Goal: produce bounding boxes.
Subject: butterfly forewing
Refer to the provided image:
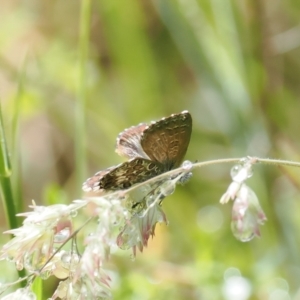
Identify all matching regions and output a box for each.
[140,111,192,169]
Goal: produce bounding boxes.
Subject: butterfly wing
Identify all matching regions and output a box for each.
[115,123,150,159]
[141,111,192,170]
[82,158,165,192]
[82,165,118,192]
[83,111,192,192]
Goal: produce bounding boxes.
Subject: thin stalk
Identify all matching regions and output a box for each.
[255,157,300,168]
[103,156,300,197]
[192,156,300,170]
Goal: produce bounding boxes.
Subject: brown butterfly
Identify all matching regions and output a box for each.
[82,111,192,192]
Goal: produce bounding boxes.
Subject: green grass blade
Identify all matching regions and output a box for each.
[0,104,12,178]
[0,102,26,284]
[32,277,43,300]
[11,60,26,213]
[0,103,16,228]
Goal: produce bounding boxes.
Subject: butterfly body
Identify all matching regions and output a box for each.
[83,111,192,192]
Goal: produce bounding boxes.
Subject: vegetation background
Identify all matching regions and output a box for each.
[1,0,300,299]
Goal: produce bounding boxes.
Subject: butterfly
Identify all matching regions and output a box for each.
[82,111,192,192]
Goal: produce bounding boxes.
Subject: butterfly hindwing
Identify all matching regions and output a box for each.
[99,158,165,190]
[115,123,149,160]
[82,165,118,192]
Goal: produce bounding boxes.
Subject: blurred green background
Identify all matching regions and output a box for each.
[1,0,300,299]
